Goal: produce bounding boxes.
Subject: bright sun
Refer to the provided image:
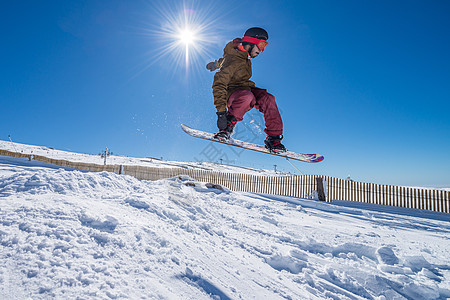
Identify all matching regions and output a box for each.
[177,28,198,66]
[179,28,196,45]
[141,2,221,73]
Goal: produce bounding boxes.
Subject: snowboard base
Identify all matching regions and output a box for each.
[181,124,324,163]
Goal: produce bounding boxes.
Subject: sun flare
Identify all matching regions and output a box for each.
[139,2,223,75]
[179,28,196,45]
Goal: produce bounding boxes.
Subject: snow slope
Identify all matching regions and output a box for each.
[1,155,450,299]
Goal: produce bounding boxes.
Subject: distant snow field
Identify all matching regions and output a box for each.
[1,142,450,299]
[0,140,289,176]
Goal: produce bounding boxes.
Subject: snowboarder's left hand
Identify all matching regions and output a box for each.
[206,60,220,72]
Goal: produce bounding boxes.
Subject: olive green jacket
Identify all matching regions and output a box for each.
[212,38,256,112]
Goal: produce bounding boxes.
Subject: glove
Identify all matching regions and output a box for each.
[206,60,220,72]
[216,111,228,131]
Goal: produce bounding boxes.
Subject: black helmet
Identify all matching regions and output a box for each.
[244,27,268,41]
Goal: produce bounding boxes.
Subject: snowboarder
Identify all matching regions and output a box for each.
[206,27,286,153]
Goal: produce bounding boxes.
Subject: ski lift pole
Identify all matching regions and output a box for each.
[286,157,304,175]
[104,147,108,165]
[8,135,18,153]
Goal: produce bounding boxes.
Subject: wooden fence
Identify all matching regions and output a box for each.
[316,176,449,213]
[0,149,120,173]
[1,149,448,213]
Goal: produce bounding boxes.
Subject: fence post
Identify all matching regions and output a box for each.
[420,189,424,210]
[316,177,327,201]
[347,178,350,201]
[401,186,405,208]
[394,185,398,207]
[389,185,393,206]
[431,189,436,212]
[446,191,450,213]
[410,187,413,209]
[297,175,304,198]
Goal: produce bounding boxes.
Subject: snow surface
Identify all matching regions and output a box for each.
[1,154,450,299]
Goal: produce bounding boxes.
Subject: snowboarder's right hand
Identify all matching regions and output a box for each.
[216,111,228,130]
[206,60,220,72]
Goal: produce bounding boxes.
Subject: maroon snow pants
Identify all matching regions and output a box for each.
[228,87,283,136]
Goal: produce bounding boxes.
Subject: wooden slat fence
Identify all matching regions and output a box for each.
[1,149,448,213]
[316,175,449,213]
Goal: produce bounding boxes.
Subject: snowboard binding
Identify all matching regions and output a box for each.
[214,114,237,141]
[264,135,287,154]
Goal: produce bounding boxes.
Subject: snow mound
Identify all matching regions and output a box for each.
[1,164,450,299]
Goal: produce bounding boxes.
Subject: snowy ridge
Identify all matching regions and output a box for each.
[0,140,290,176]
[1,155,450,299]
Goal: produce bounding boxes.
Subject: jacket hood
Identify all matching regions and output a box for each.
[223,38,248,59]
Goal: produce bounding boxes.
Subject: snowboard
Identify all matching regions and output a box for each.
[181,124,324,163]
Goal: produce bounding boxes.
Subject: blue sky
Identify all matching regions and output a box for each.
[1,0,449,187]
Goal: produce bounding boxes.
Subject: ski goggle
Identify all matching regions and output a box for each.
[241,36,269,52]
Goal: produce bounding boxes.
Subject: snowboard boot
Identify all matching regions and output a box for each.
[265,135,286,153]
[214,114,237,141]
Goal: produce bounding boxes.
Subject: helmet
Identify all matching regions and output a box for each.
[242,27,269,53]
[244,27,268,41]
